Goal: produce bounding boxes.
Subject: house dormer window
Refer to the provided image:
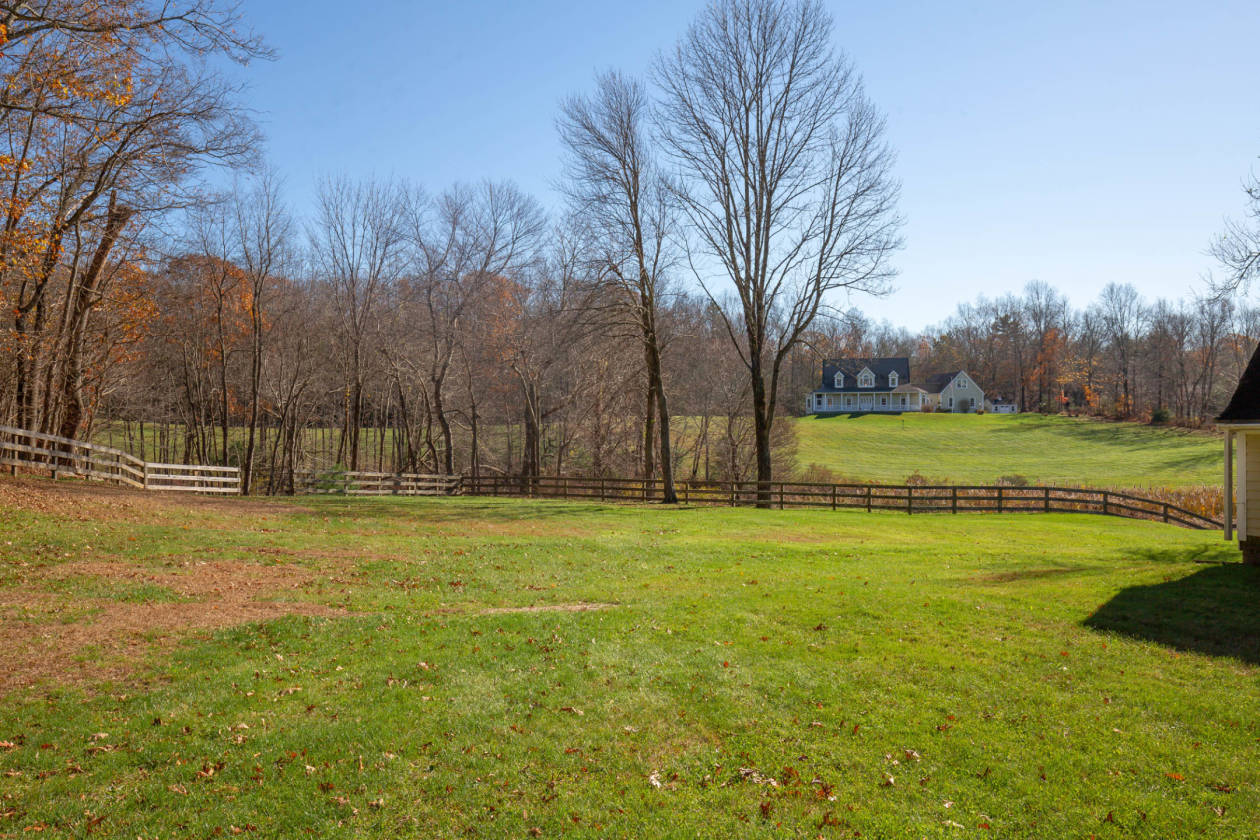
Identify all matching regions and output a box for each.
[834,372,844,388]
[888,372,899,387]
[858,369,875,388]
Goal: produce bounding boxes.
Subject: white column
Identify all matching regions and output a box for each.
[1224,429,1233,541]
[1238,432,1247,542]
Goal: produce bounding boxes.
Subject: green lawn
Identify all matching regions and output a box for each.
[793,413,1223,488]
[1,481,1256,837]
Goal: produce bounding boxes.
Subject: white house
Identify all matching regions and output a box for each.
[806,357,987,414]
[1217,344,1260,564]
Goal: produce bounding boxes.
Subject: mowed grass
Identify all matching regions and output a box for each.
[1,485,1258,838]
[794,413,1222,488]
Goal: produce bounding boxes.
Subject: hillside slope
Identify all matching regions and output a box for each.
[793,412,1222,488]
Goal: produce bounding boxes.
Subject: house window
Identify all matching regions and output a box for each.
[880,396,888,407]
[958,378,967,389]
[858,371,874,388]
[834,372,844,388]
[816,394,824,408]
[888,372,898,387]
[948,397,954,408]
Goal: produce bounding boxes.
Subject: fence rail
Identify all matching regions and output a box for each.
[463,474,1222,530]
[0,424,1222,529]
[293,470,462,496]
[0,425,240,494]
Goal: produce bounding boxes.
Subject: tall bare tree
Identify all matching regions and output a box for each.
[1212,168,1260,295]
[232,170,292,492]
[655,0,901,503]
[559,70,679,502]
[408,181,545,474]
[309,176,406,471]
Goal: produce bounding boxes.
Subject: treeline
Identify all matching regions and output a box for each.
[2,1,1258,497]
[781,281,1260,423]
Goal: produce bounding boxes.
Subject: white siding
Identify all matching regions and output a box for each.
[1246,432,1260,539]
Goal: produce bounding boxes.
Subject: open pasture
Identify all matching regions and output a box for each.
[0,478,1255,838]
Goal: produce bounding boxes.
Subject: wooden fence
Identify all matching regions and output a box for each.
[0,424,1222,529]
[0,425,241,494]
[463,474,1223,530]
[293,469,462,496]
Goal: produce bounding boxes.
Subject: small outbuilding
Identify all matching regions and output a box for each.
[1217,343,1260,564]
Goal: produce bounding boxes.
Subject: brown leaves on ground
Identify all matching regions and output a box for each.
[0,558,344,695]
[0,474,308,523]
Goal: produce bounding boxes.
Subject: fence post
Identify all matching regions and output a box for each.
[730,482,736,507]
[683,482,689,506]
[951,485,958,514]
[997,486,1003,513]
[865,485,872,513]
[1162,502,1169,524]
[1044,487,1050,512]
[143,462,150,490]
[779,483,784,510]
[907,485,913,515]
[1102,491,1109,516]
[831,484,837,511]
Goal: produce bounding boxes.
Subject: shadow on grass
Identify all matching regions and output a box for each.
[1084,557,1260,664]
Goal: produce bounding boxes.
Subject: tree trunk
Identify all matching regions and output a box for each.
[749,354,773,508]
[645,337,676,504]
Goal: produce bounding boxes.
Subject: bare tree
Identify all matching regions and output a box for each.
[558,70,679,502]
[232,169,292,492]
[309,176,406,471]
[655,0,901,503]
[407,181,545,474]
[1211,168,1260,295]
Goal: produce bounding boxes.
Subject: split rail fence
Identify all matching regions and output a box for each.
[0,425,240,494]
[463,474,1222,531]
[0,424,1222,529]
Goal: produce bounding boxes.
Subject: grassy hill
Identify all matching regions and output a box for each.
[792,412,1222,488]
[0,479,1254,837]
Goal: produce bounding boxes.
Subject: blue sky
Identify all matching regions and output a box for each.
[233,0,1260,330]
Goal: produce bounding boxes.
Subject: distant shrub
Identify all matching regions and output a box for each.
[796,463,838,484]
[997,474,1029,487]
[1150,407,1171,425]
[315,464,349,494]
[905,470,951,486]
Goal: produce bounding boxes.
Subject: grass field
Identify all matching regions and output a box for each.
[1,477,1256,837]
[794,413,1223,488]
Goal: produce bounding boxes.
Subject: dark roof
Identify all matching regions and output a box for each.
[1218,343,1260,422]
[817,357,910,392]
[921,371,961,393]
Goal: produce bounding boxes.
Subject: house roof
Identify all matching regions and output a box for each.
[921,371,961,393]
[1218,343,1260,423]
[816,357,911,393]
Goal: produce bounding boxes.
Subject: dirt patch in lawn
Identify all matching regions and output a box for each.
[480,602,616,614]
[0,474,309,523]
[0,558,343,695]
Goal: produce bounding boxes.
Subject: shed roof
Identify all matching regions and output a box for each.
[1218,343,1260,423]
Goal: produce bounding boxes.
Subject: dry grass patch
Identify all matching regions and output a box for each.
[0,558,344,694]
[0,474,309,523]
